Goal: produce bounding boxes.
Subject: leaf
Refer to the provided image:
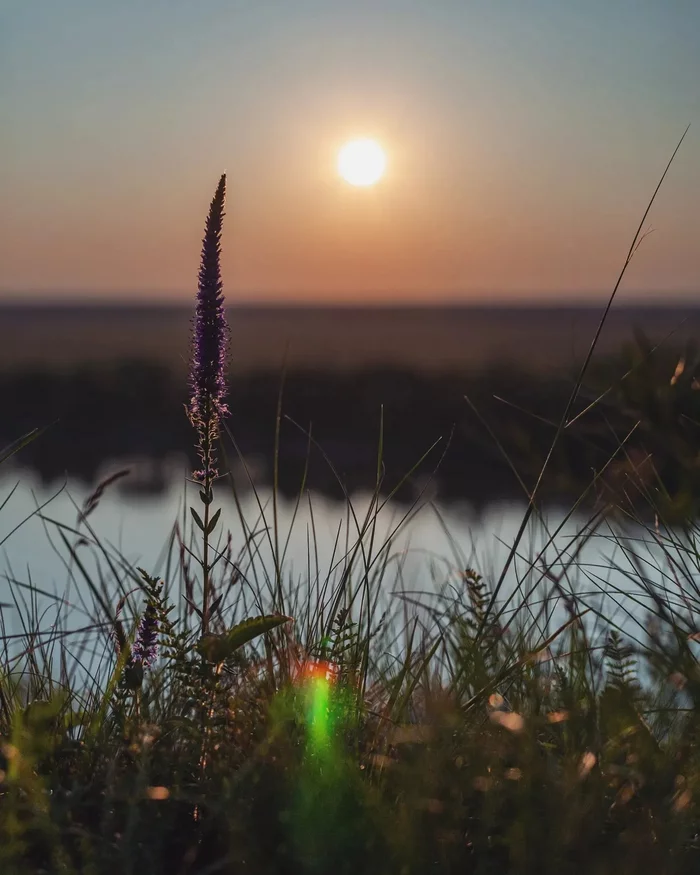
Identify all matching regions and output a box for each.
[209,594,223,617]
[183,595,203,619]
[190,507,205,531]
[0,428,41,466]
[206,508,222,535]
[197,614,292,663]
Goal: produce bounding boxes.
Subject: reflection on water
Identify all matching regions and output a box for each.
[0,465,682,645]
[1,464,523,600]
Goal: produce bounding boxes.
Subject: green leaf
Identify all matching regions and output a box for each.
[197,614,292,663]
[0,428,41,466]
[206,508,222,535]
[190,507,205,531]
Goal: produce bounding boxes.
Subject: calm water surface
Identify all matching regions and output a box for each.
[0,464,683,642]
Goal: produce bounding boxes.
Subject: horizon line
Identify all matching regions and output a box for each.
[1,290,700,308]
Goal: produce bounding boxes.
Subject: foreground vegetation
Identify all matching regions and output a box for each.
[3,140,700,873]
[3,461,700,875]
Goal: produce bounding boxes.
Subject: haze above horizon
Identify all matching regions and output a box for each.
[2,0,699,304]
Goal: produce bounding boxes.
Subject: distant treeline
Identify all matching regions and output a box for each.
[6,342,700,516]
[3,304,700,373]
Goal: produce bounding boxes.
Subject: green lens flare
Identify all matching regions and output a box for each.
[307,673,332,751]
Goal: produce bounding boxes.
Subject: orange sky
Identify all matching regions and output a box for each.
[2,1,699,303]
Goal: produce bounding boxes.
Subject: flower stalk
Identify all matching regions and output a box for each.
[188,174,229,636]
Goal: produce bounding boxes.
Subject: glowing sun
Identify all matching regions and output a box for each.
[337,139,386,187]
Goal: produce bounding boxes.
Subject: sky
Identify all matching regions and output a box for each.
[1,0,699,304]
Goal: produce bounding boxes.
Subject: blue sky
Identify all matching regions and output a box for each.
[1,0,699,301]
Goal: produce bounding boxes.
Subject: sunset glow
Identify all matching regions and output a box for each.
[1,3,699,302]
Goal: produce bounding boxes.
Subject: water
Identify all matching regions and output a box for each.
[2,463,688,652]
[0,465,528,609]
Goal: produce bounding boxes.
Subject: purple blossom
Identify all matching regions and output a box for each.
[130,598,159,668]
[188,173,229,482]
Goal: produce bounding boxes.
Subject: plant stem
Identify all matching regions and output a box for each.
[202,483,210,637]
[201,400,213,638]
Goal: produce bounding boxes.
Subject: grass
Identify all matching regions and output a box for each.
[2,131,700,873]
[2,471,700,875]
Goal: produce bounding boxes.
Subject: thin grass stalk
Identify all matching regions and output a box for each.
[481,126,690,633]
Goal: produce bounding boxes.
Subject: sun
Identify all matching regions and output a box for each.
[337,139,386,187]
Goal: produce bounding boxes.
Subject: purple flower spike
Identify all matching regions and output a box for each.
[131,598,159,668]
[188,173,229,482]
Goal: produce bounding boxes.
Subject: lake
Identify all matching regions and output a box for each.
[0,462,685,651]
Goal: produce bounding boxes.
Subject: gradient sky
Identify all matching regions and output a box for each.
[1,0,699,303]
